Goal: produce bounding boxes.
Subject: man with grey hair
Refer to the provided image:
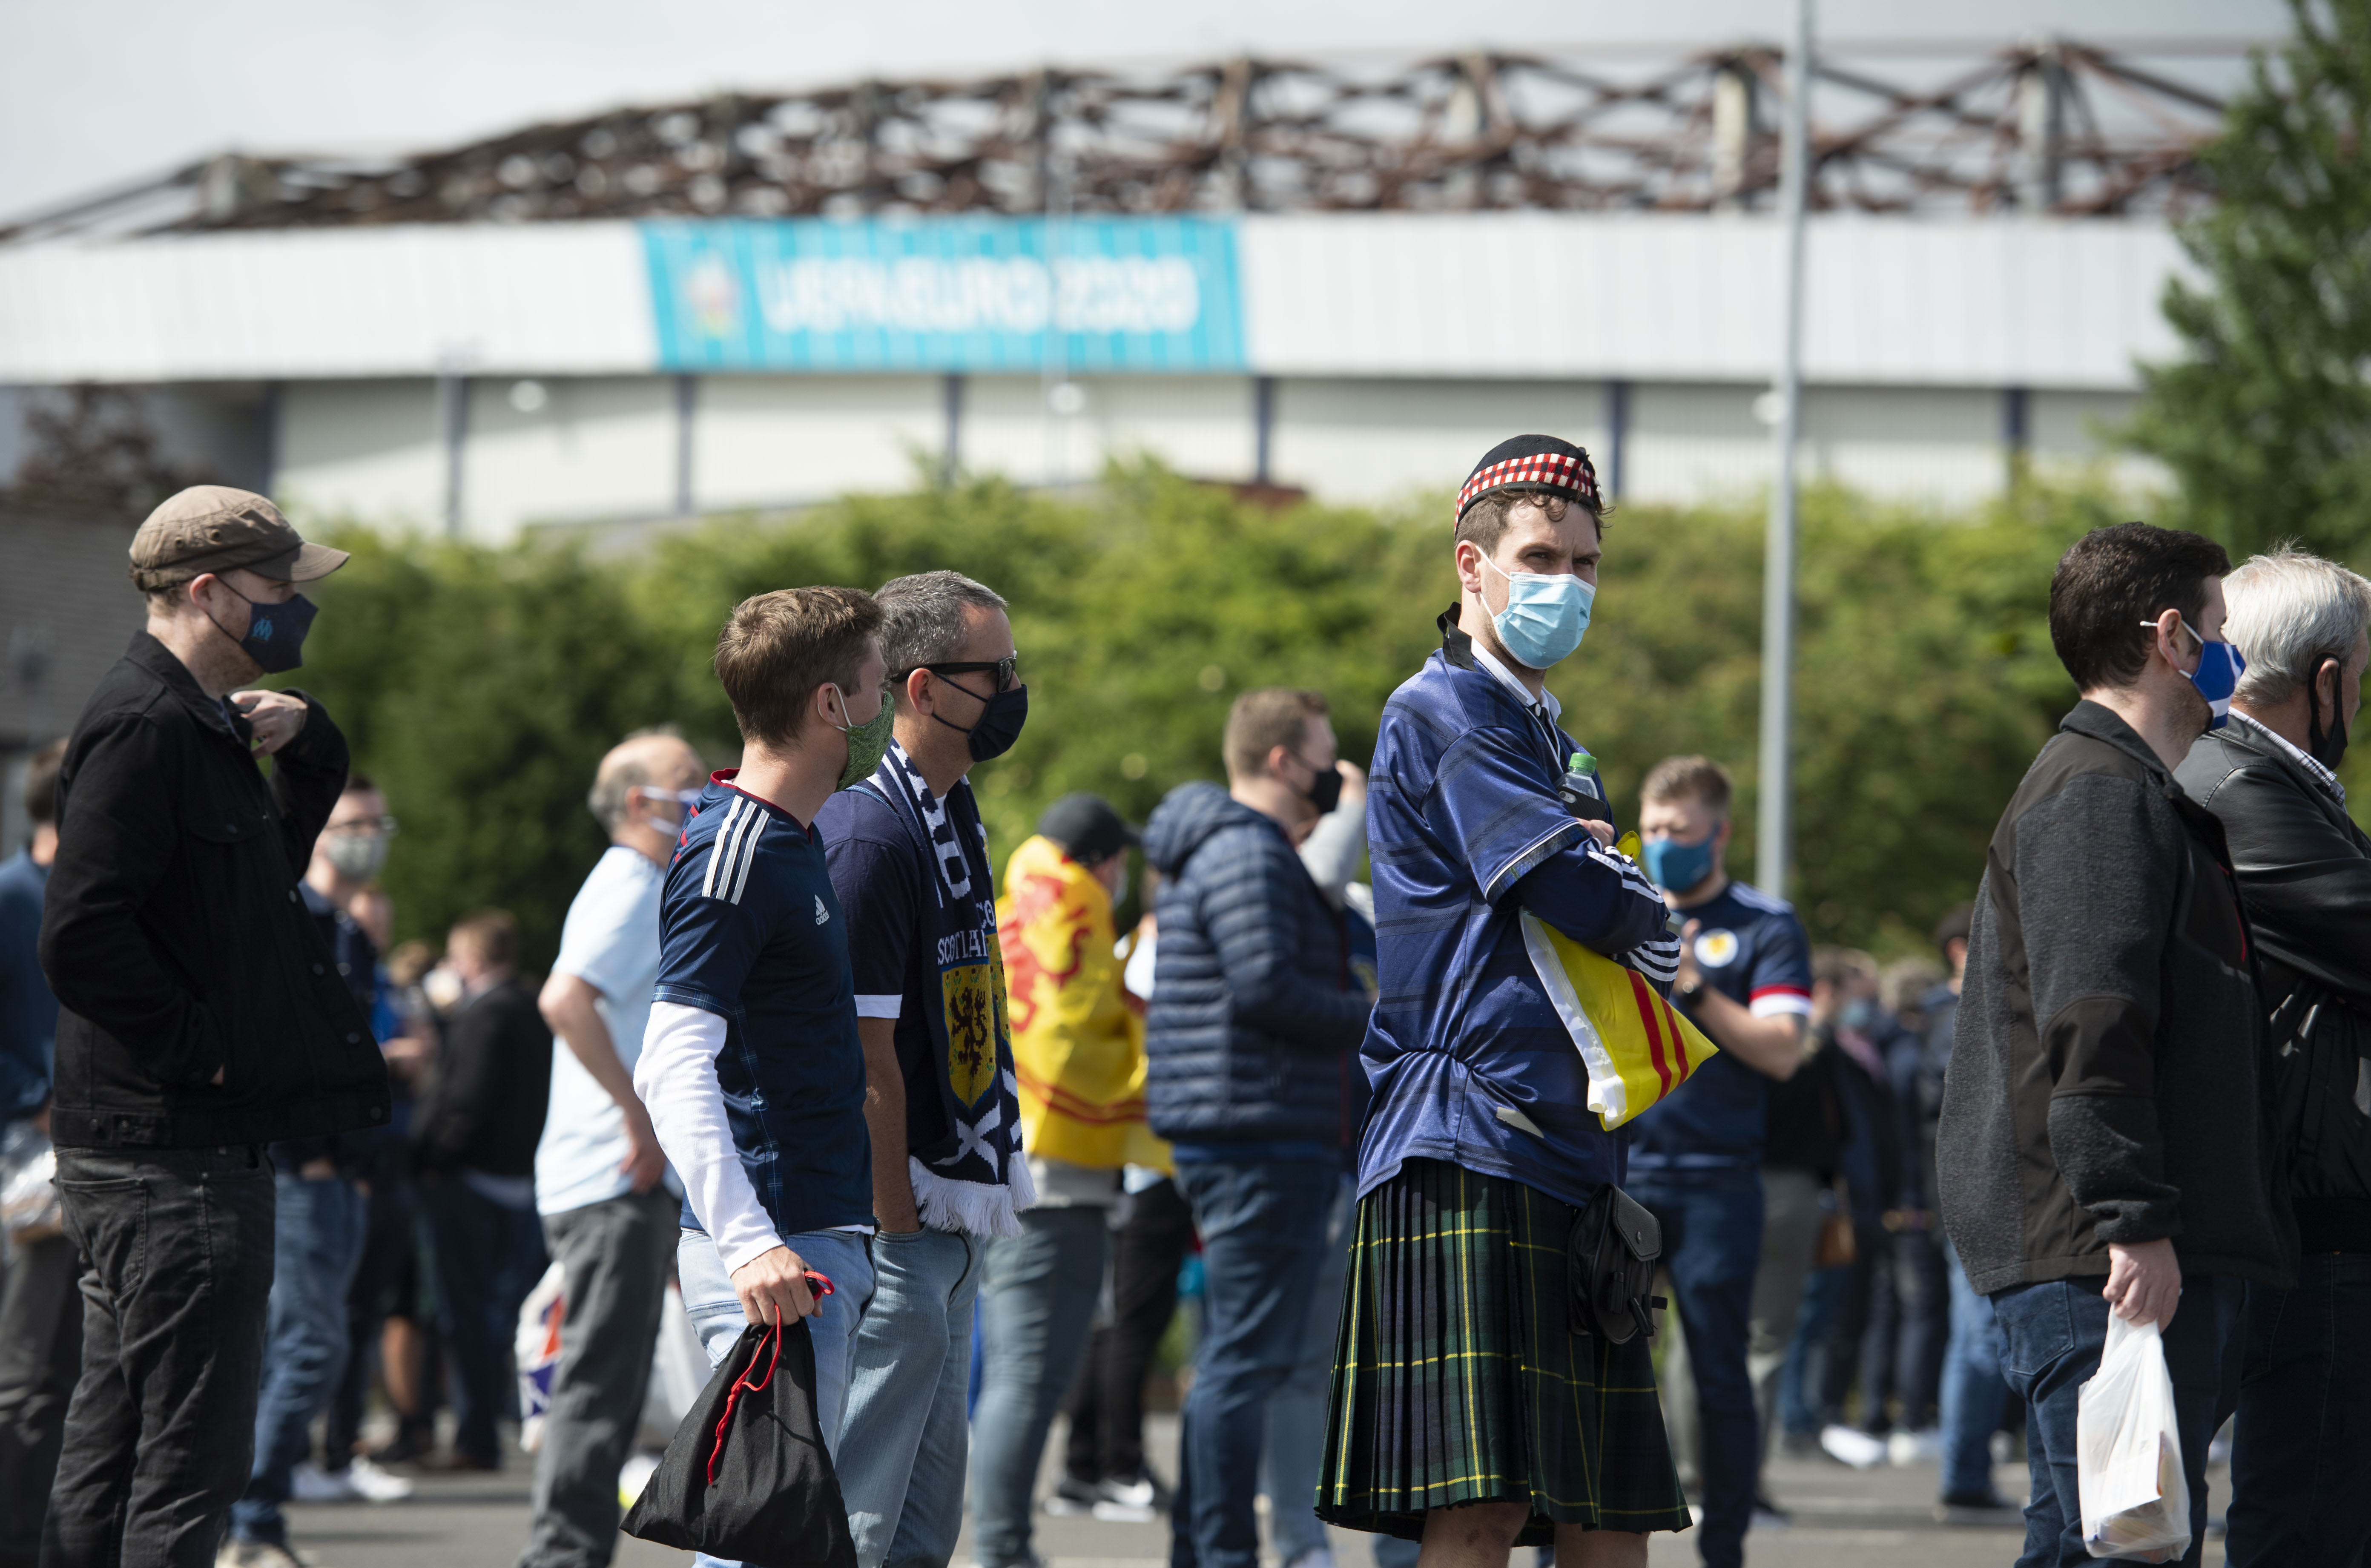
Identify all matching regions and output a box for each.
[2177,544,2371,1568]
[816,571,1031,1568]
[517,727,704,1568]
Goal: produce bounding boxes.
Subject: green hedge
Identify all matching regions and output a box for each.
[290,465,2312,971]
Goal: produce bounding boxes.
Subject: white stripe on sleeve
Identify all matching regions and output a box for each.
[700,798,745,900]
[728,813,764,905]
[854,994,904,1019]
[634,1000,786,1275]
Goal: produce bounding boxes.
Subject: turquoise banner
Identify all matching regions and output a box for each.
[641,217,1243,372]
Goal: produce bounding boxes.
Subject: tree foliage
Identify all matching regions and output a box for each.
[2128,0,2371,562]
[291,466,2152,971]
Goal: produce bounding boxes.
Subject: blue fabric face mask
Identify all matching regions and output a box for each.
[211,584,317,675]
[2156,615,2245,731]
[1478,553,1594,670]
[1643,832,1716,893]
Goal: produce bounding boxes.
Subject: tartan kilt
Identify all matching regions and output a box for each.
[1317,1157,1692,1545]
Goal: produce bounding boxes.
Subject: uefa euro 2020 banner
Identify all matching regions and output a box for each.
[640,217,1244,373]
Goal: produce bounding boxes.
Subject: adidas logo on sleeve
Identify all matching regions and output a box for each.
[815,895,830,925]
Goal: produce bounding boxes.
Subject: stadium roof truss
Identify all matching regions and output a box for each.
[0,37,2245,242]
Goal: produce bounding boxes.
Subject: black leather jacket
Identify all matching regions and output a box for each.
[2180,717,2371,1251]
[39,632,389,1151]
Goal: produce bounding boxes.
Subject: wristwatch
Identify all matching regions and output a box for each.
[1675,977,1704,1005]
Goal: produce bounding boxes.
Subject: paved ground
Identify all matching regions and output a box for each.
[280,1417,2234,1567]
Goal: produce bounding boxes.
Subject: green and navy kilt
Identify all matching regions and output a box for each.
[1317,1157,1692,1545]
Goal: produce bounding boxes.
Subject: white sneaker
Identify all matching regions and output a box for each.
[1820,1424,1888,1470]
[288,1461,358,1503]
[343,1457,414,1503]
[1886,1427,1944,1467]
[216,1542,305,1568]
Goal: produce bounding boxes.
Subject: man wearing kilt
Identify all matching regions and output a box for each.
[1317,436,1693,1567]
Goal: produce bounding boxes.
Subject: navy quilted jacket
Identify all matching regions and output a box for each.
[1142,782,1373,1147]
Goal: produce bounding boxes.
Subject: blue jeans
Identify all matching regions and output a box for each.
[838,1226,982,1568]
[418,1176,549,1464]
[1261,1175,1349,1568]
[1992,1273,2244,1568]
[1629,1166,1762,1568]
[1171,1157,1339,1568]
[970,1206,1111,1568]
[1938,1242,2008,1501]
[229,1173,368,1547]
[678,1226,877,1568]
[2226,1255,2371,1568]
[1779,1264,1848,1437]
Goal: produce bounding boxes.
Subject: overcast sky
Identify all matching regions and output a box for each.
[3,0,2288,222]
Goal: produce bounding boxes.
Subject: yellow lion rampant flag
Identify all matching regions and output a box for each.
[996,834,1171,1172]
[1519,912,1718,1131]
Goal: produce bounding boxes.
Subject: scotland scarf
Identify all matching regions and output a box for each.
[855,741,1034,1237]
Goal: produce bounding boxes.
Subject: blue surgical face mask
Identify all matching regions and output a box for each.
[1839,998,1878,1035]
[1643,831,1717,894]
[1478,553,1593,670]
[210,583,317,675]
[2156,615,2245,731]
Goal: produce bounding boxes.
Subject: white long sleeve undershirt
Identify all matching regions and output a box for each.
[634,999,785,1275]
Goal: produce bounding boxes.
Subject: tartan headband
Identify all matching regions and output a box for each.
[1455,436,1604,526]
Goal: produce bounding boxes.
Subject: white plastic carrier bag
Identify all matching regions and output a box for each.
[514,1260,568,1453]
[2076,1311,2192,1562]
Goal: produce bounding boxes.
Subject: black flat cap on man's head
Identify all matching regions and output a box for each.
[1039,793,1141,865]
[1455,434,1605,526]
[129,485,350,593]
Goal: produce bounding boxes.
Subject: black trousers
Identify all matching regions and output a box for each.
[1062,1177,1195,1485]
[324,1165,426,1465]
[0,1229,83,1568]
[43,1146,276,1568]
[2227,1254,2371,1568]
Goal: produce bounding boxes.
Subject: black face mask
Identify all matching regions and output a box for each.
[1300,758,1344,815]
[2308,654,2351,771]
[933,682,1029,762]
[209,585,318,675]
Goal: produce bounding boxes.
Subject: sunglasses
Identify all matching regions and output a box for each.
[902,653,1020,692]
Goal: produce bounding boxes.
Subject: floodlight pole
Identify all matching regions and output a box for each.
[1757,0,1813,899]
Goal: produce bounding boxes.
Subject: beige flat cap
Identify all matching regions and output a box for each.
[129,485,349,592]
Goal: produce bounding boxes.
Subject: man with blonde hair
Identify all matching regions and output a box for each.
[634,585,890,1481]
[2178,544,2371,1567]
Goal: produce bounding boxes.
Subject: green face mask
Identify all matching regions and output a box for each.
[831,682,896,790]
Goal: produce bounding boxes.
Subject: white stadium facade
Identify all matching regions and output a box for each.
[0,38,2245,546]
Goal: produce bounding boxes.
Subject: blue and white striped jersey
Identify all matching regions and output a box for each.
[652,773,873,1240]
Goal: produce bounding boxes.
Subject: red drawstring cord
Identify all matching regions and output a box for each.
[705,1272,834,1486]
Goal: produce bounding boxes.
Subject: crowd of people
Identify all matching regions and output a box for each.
[1,442,2368,1568]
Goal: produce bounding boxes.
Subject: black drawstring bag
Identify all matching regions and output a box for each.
[1567,1183,1666,1343]
[620,1315,857,1568]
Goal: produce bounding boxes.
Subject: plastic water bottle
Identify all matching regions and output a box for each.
[1560,748,1605,814]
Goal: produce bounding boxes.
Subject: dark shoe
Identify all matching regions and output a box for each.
[1935,1490,2022,1525]
[415,1449,499,1474]
[368,1423,433,1466]
[1750,1495,1791,1530]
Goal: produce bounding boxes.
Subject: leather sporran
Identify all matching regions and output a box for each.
[1567,1184,1666,1343]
